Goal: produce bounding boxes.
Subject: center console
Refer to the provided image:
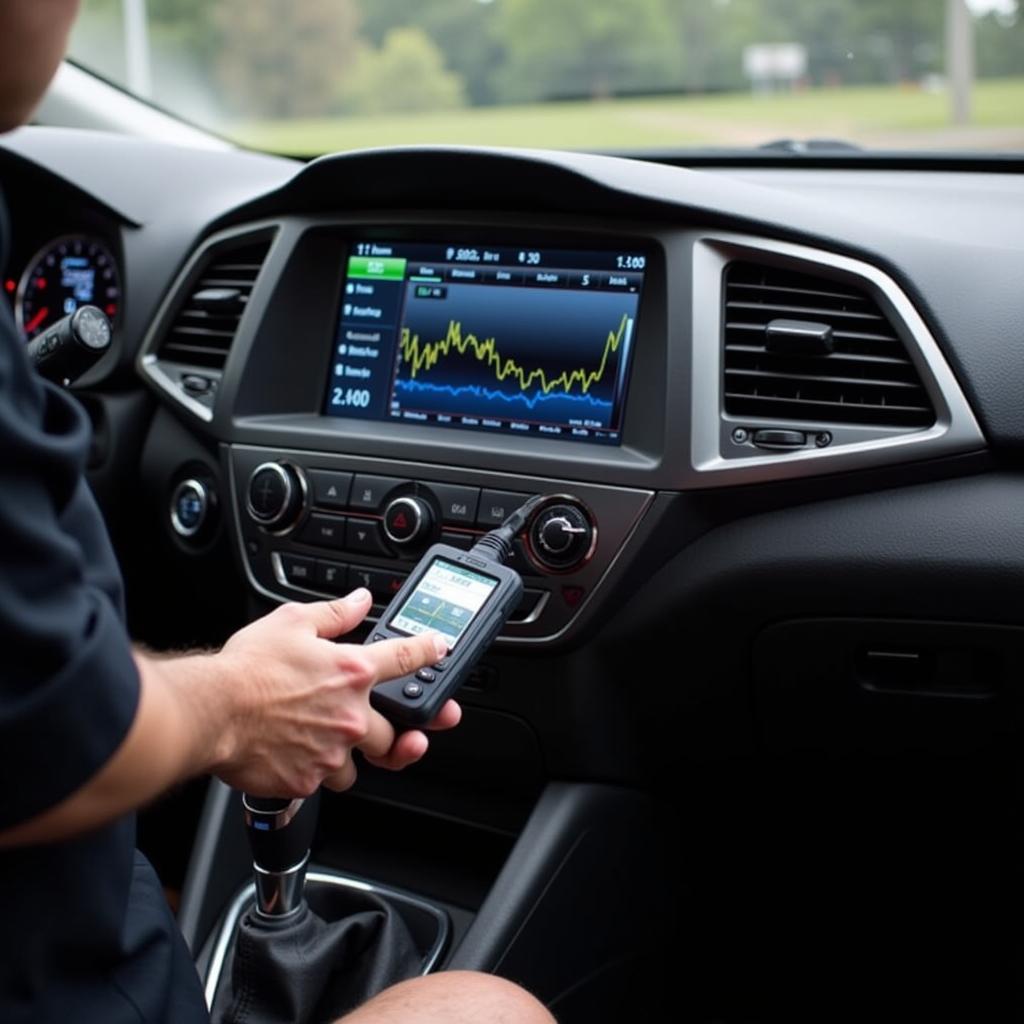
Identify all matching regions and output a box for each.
[146,212,681,1021]
[229,445,652,641]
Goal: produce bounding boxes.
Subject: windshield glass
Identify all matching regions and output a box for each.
[68,1,1024,155]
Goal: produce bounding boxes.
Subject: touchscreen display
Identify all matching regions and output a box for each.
[323,241,646,445]
[389,558,499,649]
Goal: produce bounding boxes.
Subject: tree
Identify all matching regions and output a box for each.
[338,28,466,114]
[212,0,360,119]
[975,3,1024,77]
[355,0,505,104]
[494,0,680,101]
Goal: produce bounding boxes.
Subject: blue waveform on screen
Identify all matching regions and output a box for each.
[394,377,614,414]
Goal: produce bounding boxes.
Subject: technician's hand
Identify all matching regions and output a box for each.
[211,588,461,797]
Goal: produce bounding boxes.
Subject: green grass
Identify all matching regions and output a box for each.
[228,76,1024,156]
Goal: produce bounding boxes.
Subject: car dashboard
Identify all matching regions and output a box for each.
[2,127,1022,1020]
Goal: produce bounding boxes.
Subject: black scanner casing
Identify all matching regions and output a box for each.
[367,542,523,727]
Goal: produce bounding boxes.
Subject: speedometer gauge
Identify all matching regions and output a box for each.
[16,235,121,341]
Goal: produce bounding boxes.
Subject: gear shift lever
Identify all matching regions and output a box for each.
[242,791,320,919]
[212,789,423,1023]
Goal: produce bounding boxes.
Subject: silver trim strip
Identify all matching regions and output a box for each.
[241,795,306,830]
[252,856,309,919]
[691,234,985,485]
[203,869,451,1009]
[511,589,550,626]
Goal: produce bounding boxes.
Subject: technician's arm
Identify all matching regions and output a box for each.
[0,589,455,849]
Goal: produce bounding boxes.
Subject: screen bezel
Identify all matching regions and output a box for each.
[321,236,652,448]
[387,555,501,650]
[224,214,672,487]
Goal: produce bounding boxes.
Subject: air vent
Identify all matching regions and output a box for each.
[157,238,271,370]
[723,262,935,428]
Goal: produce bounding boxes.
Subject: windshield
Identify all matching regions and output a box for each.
[68,1,1024,156]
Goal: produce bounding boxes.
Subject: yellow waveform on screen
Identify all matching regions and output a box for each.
[399,313,629,396]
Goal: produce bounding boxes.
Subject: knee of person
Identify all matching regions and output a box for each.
[438,971,553,1020]
[345,970,555,1024]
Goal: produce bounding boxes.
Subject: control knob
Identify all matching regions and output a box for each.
[246,462,305,532]
[529,502,595,571]
[383,496,433,547]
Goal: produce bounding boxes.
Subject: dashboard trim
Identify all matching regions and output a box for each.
[690,233,986,485]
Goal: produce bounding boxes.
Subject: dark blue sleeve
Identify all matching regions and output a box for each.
[0,297,140,832]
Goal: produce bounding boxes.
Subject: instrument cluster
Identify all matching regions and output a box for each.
[4,233,121,341]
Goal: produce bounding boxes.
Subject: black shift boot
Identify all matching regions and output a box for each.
[212,882,421,1024]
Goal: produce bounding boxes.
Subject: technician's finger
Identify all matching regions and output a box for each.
[354,706,398,761]
[364,730,430,771]
[322,757,358,793]
[365,632,448,684]
[424,700,462,731]
[300,588,373,639]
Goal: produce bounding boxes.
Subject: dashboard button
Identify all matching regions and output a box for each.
[440,530,475,551]
[170,478,210,539]
[383,496,433,546]
[350,474,405,511]
[346,517,391,556]
[278,553,315,587]
[349,565,406,603]
[308,469,353,509]
[752,429,806,449]
[299,513,347,549]
[315,560,349,594]
[477,489,530,528]
[182,374,213,395]
[427,483,480,525]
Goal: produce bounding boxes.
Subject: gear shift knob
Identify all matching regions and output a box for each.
[242,790,320,918]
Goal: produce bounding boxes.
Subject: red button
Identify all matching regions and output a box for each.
[562,586,584,608]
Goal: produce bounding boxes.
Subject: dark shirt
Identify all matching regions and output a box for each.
[0,196,207,1022]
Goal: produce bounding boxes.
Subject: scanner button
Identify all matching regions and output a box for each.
[402,682,424,699]
[416,668,437,684]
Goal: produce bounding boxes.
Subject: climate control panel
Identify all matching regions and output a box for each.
[226,445,653,643]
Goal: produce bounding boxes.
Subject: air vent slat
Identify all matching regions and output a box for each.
[726,340,911,367]
[161,342,234,359]
[198,276,259,289]
[155,237,271,372]
[727,300,886,323]
[169,326,236,340]
[727,322,902,346]
[725,392,932,413]
[723,262,935,429]
[726,367,925,390]
[727,280,864,303]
